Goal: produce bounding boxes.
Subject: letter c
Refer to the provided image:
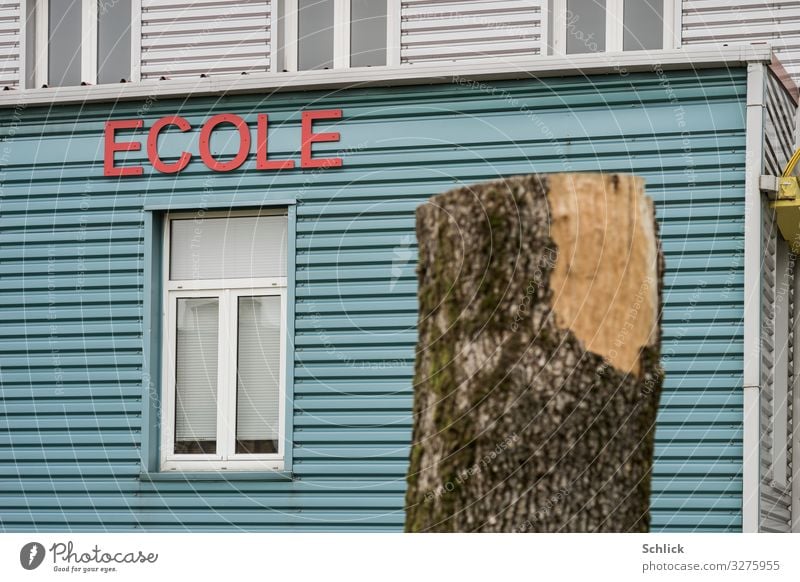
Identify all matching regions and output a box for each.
[147,116,192,174]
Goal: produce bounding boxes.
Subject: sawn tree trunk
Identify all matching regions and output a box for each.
[405,173,664,533]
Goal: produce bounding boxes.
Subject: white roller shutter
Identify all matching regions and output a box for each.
[0,1,20,88]
[400,0,545,64]
[140,0,272,80]
[682,1,800,86]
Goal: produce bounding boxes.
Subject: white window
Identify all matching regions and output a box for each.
[276,0,399,72]
[552,0,676,55]
[160,211,288,472]
[25,0,132,87]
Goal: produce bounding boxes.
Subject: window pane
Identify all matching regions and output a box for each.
[170,215,288,280]
[48,0,82,86]
[236,296,281,454]
[351,0,386,67]
[623,0,663,51]
[175,298,219,454]
[97,0,131,83]
[566,0,606,54]
[298,0,334,70]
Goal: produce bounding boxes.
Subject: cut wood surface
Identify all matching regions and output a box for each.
[405,173,664,533]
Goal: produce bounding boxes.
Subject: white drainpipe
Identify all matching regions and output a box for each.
[743,61,766,533]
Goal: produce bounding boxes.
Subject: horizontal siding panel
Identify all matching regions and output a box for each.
[0,510,405,527]
[0,494,404,510]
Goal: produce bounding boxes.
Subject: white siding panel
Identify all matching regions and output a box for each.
[682,0,800,85]
[400,0,543,64]
[140,0,271,80]
[759,71,797,533]
[0,1,20,88]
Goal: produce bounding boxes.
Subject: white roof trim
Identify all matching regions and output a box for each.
[0,46,773,108]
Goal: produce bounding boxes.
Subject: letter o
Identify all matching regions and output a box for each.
[199,114,250,172]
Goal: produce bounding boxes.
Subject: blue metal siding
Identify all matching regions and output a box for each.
[0,68,748,531]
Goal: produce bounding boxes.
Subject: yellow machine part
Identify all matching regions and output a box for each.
[770,148,800,253]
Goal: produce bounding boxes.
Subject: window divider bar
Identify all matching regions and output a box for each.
[217,289,234,461]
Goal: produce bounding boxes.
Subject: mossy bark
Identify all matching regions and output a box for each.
[404,174,664,533]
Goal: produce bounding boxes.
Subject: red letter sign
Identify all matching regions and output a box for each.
[256,114,295,171]
[104,120,143,177]
[301,110,343,169]
[200,114,251,172]
[147,116,192,174]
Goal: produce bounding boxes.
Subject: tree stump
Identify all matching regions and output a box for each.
[405,173,664,533]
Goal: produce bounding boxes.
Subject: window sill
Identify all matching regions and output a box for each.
[139,470,295,482]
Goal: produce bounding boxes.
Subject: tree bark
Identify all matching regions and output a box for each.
[404,173,664,533]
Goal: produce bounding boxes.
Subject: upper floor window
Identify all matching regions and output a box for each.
[552,0,676,55]
[276,0,394,71]
[25,0,132,87]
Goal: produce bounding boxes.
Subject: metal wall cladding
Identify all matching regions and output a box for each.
[0,68,751,531]
[140,0,272,80]
[682,1,800,86]
[0,1,20,87]
[758,72,797,533]
[400,0,544,64]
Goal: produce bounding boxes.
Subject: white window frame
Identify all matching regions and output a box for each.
[552,0,678,56]
[160,210,288,472]
[277,0,399,72]
[27,0,136,87]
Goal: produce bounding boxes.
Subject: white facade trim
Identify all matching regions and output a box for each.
[606,0,622,53]
[334,0,349,69]
[33,0,46,87]
[671,0,682,49]
[270,0,281,73]
[130,0,141,82]
[82,0,97,85]
[0,45,773,108]
[19,0,28,88]
[283,0,299,72]
[551,0,565,54]
[663,0,678,50]
[743,60,767,533]
[386,0,401,66]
